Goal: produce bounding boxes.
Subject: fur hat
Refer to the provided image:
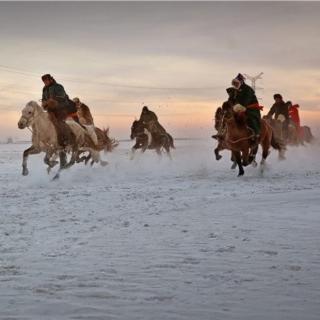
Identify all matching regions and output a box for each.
[273,93,283,100]
[235,73,245,82]
[73,97,81,104]
[41,74,54,81]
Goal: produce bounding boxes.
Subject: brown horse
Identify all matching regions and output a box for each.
[214,108,285,176]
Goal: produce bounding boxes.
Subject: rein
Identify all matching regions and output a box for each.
[224,122,255,144]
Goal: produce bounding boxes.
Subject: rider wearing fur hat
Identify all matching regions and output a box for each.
[139,106,166,135]
[268,94,289,140]
[232,73,261,143]
[41,74,78,119]
[41,74,78,146]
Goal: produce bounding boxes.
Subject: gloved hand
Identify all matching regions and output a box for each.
[233,104,246,113]
[41,101,48,109]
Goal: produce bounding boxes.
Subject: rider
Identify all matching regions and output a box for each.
[41,74,78,146]
[73,97,98,145]
[232,73,262,144]
[41,74,78,120]
[139,106,166,135]
[267,94,289,140]
[288,102,302,140]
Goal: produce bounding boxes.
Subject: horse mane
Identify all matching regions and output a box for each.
[233,112,247,127]
[215,107,223,119]
[27,100,41,109]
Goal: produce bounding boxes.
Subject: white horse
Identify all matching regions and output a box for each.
[17,101,106,176]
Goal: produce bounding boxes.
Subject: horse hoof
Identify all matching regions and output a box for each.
[52,173,60,181]
[100,161,108,167]
[22,168,29,176]
[216,155,222,161]
[238,171,244,177]
[251,160,258,167]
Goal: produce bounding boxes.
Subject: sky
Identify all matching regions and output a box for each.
[0,1,320,141]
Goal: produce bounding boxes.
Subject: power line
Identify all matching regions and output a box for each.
[0,64,223,91]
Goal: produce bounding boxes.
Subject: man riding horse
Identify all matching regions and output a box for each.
[41,74,78,147]
[139,106,169,147]
[232,73,262,145]
[267,93,289,141]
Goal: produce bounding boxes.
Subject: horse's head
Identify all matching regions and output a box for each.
[226,87,238,105]
[214,107,224,130]
[214,107,232,131]
[18,101,40,129]
[130,120,144,140]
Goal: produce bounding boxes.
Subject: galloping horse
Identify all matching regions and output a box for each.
[130,120,174,158]
[214,107,285,176]
[17,101,103,176]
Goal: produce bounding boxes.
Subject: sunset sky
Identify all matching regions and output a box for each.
[0,1,320,141]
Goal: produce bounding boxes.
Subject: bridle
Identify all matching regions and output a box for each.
[224,112,255,144]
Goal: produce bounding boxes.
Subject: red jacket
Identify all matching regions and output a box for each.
[289,104,300,127]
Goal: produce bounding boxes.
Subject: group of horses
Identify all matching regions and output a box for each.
[213,106,314,176]
[17,100,314,179]
[17,101,175,179]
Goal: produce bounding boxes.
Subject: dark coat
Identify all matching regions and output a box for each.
[268,101,289,120]
[235,83,258,107]
[42,82,76,114]
[140,109,158,123]
[42,82,68,103]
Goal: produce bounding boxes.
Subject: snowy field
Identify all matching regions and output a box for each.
[0,139,320,320]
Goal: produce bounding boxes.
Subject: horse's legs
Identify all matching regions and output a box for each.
[230,152,237,169]
[59,151,67,169]
[214,141,223,160]
[260,139,270,173]
[63,148,78,169]
[97,151,108,167]
[130,147,137,160]
[22,146,40,176]
[155,147,162,156]
[164,141,172,160]
[241,148,250,166]
[44,151,59,174]
[234,151,244,176]
[248,145,259,166]
[52,148,78,180]
[141,143,148,153]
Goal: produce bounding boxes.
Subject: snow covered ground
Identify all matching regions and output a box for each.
[0,139,319,320]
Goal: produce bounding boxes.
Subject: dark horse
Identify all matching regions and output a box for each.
[130,120,174,158]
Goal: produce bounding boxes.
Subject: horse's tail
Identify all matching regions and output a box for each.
[102,127,119,152]
[168,133,175,149]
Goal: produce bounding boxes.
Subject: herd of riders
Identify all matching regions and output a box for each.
[41,72,307,154]
[40,73,169,150]
[213,73,305,146]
